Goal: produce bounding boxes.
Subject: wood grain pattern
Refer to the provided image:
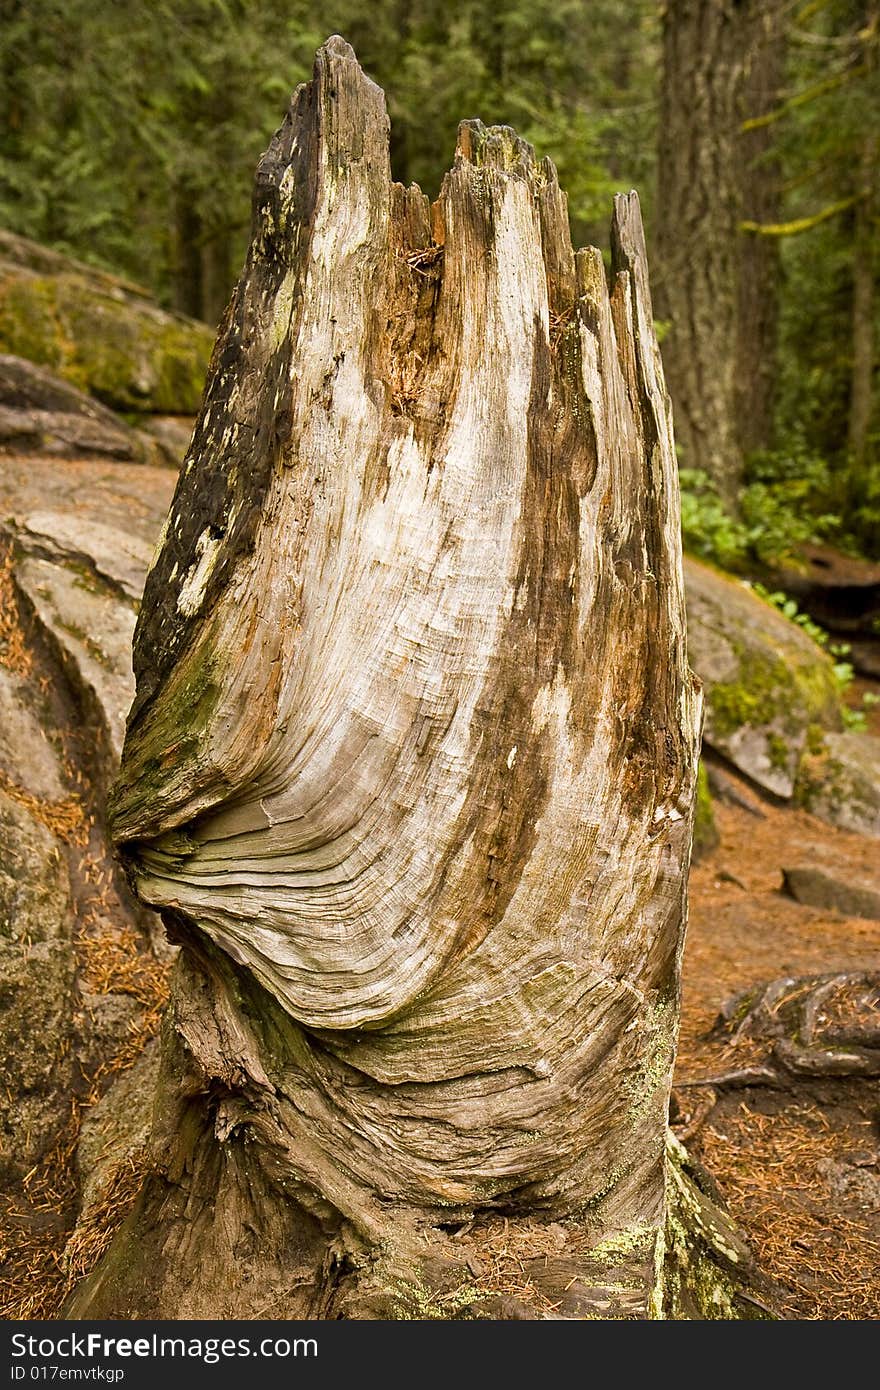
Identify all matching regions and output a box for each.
[86,38,701,1318]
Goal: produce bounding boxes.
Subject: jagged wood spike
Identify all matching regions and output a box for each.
[79,36,702,1319]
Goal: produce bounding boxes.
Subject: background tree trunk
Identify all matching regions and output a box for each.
[847,5,877,470]
[735,10,784,457]
[67,37,702,1320]
[171,188,204,320]
[656,0,782,506]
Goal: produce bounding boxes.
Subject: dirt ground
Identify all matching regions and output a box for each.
[675,777,880,1319]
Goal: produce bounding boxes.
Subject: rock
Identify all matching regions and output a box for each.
[795,731,880,837]
[685,556,842,797]
[0,230,150,292]
[0,231,213,415]
[0,791,75,1178]
[0,354,146,462]
[846,639,880,681]
[0,791,70,946]
[692,761,719,861]
[766,543,880,640]
[137,414,195,468]
[0,403,146,463]
[704,760,766,817]
[763,546,880,681]
[0,458,171,791]
[21,512,154,604]
[0,456,175,548]
[815,1157,880,1212]
[78,988,143,1062]
[15,556,136,769]
[782,865,880,920]
[0,940,76,1150]
[0,667,67,800]
[0,444,172,1210]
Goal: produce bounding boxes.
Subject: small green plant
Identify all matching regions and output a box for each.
[678,469,749,570]
[741,441,842,565]
[678,442,847,572]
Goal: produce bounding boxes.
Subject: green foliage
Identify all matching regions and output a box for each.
[681,441,846,572]
[678,469,749,571]
[740,441,842,564]
[769,0,880,555]
[0,0,875,564]
[0,0,659,320]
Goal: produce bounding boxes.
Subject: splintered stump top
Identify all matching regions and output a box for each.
[110,36,699,1249]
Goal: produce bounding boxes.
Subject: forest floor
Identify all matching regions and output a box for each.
[675,768,880,1319]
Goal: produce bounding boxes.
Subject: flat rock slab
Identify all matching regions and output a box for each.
[782,865,880,920]
[0,354,146,463]
[685,556,841,798]
[21,511,155,604]
[16,556,136,767]
[0,455,175,549]
[0,457,172,771]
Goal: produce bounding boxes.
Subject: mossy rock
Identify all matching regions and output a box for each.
[685,557,842,798]
[0,241,213,415]
[691,760,718,862]
[795,730,880,837]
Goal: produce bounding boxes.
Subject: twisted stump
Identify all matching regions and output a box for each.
[69,38,708,1318]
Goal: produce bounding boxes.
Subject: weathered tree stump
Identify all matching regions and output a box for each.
[68,38,704,1319]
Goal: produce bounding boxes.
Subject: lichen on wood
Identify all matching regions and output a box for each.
[74,36,705,1319]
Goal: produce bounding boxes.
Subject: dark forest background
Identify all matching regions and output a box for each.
[2,0,877,565]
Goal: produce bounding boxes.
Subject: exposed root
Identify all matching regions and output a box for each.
[710,972,880,1081]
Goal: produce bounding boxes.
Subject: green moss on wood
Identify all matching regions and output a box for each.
[661,1133,778,1320]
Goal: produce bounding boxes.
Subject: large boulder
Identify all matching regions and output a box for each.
[15,555,136,771]
[782,863,880,920]
[0,230,213,415]
[795,731,880,838]
[684,556,842,798]
[765,543,880,680]
[0,461,173,779]
[0,353,147,462]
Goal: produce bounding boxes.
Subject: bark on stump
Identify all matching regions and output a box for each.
[68,38,703,1319]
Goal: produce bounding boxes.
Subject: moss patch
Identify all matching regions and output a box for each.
[0,271,213,414]
[661,1133,779,1319]
[692,761,718,861]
